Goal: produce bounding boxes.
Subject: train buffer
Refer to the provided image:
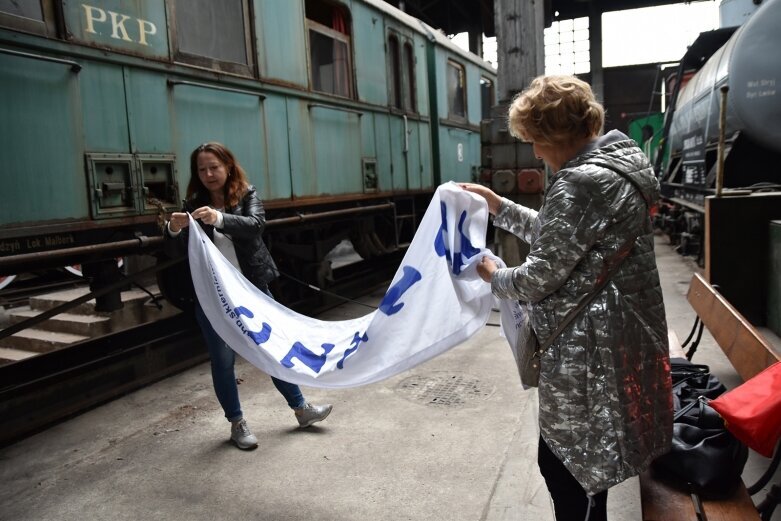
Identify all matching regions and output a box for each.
[640,273,781,521]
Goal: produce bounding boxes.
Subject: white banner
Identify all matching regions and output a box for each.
[189,182,523,388]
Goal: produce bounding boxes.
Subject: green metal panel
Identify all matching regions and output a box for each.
[413,34,430,118]
[406,120,422,190]
[80,62,130,152]
[465,64,481,126]
[372,113,392,192]
[433,49,448,120]
[261,94,292,200]
[628,112,666,164]
[309,104,362,195]
[125,69,171,153]
[360,111,376,159]
[359,112,379,192]
[353,2,386,104]
[287,98,314,197]
[417,121,433,188]
[388,117,406,190]
[254,0,307,86]
[769,221,781,336]
[0,52,85,224]
[170,83,267,197]
[62,0,168,58]
[438,126,477,183]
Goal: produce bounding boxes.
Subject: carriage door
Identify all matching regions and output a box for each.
[387,29,422,190]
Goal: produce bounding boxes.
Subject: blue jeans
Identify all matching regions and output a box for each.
[194,288,305,422]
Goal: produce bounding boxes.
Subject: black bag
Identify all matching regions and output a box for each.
[670,361,727,409]
[652,359,748,498]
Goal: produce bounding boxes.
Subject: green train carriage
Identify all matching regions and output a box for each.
[0,0,496,303]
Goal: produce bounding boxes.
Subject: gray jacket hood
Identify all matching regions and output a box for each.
[565,130,661,208]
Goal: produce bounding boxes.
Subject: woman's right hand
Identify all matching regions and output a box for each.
[168,212,190,233]
[476,256,498,282]
[458,183,502,215]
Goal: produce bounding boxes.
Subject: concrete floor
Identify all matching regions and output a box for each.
[0,235,778,521]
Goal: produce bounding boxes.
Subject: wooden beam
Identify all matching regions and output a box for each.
[687,273,781,381]
[640,469,760,521]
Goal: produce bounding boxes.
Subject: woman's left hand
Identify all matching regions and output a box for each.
[476,256,498,282]
[458,183,502,215]
[192,206,220,225]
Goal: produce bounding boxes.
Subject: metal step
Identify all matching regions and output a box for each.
[8,306,112,336]
[3,285,178,359]
[29,286,159,314]
[27,286,178,330]
[0,328,89,353]
[0,346,38,366]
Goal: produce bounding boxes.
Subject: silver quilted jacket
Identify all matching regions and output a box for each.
[491,131,673,496]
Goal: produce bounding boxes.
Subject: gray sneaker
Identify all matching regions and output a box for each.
[294,402,333,428]
[230,418,258,450]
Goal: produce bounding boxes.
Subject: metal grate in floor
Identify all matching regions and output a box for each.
[395,371,495,407]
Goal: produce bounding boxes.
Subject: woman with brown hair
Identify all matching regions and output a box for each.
[462,76,672,520]
[166,142,332,450]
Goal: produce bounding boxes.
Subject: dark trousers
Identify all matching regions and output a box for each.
[538,436,608,521]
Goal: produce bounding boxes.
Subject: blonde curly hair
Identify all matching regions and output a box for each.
[508,75,604,146]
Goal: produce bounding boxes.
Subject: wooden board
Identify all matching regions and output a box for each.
[687,273,781,381]
[640,469,760,521]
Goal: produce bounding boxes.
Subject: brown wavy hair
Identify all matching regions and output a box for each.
[186,142,250,208]
[508,75,604,146]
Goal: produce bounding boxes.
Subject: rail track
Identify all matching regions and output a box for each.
[0,253,401,447]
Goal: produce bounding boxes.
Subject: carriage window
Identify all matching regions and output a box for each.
[403,42,416,112]
[173,0,252,74]
[388,35,402,108]
[480,77,494,120]
[0,0,56,36]
[447,61,466,119]
[389,35,416,112]
[0,0,43,20]
[306,0,353,98]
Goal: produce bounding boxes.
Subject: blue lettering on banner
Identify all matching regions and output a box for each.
[281,341,336,373]
[234,306,272,345]
[434,202,480,275]
[379,266,422,315]
[337,331,369,369]
[434,202,453,266]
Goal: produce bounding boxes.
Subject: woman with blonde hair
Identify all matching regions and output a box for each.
[462,76,672,520]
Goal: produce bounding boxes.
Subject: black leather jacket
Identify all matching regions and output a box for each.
[164,185,279,289]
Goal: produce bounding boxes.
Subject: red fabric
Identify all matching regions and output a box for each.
[332,8,347,34]
[710,361,781,457]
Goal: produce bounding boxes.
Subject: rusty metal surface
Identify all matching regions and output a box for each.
[265,203,395,229]
[0,237,164,276]
[0,312,205,448]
